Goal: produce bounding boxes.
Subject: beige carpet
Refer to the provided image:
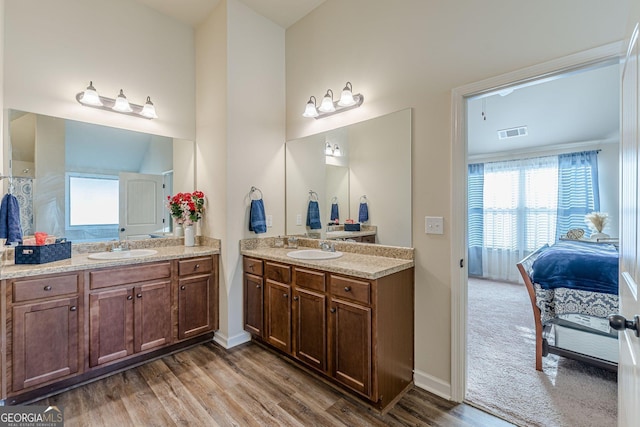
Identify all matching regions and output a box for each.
[466,277,617,427]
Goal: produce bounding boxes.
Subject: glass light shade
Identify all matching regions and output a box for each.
[338,89,355,106]
[140,96,158,119]
[303,98,318,118]
[325,142,333,156]
[113,89,133,113]
[333,145,341,157]
[79,82,103,106]
[319,91,335,113]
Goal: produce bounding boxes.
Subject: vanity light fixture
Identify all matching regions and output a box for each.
[76,81,158,119]
[324,143,342,157]
[303,81,364,119]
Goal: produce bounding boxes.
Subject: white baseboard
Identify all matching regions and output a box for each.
[413,368,452,400]
[213,330,251,349]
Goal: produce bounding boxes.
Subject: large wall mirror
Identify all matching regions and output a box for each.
[4,110,195,243]
[285,108,412,247]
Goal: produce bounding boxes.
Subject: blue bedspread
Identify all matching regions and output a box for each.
[531,240,619,295]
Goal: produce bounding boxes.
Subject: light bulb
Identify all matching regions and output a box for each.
[325,142,333,156]
[140,96,158,119]
[333,145,341,157]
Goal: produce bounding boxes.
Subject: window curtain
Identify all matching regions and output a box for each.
[481,155,559,282]
[556,150,600,239]
[468,164,484,276]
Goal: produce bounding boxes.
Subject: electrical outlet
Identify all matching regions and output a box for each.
[296,214,302,225]
[425,216,444,235]
[267,215,273,227]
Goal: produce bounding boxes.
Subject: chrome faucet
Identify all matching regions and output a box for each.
[111,240,130,252]
[319,241,336,252]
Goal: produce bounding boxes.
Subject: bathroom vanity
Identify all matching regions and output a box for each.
[0,240,219,404]
[241,238,414,413]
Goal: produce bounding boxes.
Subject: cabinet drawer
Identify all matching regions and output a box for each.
[13,274,79,302]
[330,276,371,305]
[178,257,213,276]
[295,268,326,292]
[265,262,291,284]
[243,257,263,276]
[90,262,171,289]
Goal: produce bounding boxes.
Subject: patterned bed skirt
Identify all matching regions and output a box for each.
[534,283,619,326]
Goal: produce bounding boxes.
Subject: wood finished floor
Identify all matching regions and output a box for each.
[34,342,514,426]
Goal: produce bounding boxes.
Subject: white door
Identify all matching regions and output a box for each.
[616,22,640,426]
[119,172,164,239]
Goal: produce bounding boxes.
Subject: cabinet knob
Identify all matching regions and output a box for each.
[136,293,142,298]
[249,264,254,271]
[283,293,288,298]
[344,286,351,292]
[330,308,336,313]
[180,285,186,290]
[256,284,261,289]
[44,285,52,291]
[70,306,77,312]
[127,295,133,300]
[194,264,200,270]
[293,296,299,301]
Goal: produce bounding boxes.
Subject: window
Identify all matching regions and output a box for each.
[67,174,119,226]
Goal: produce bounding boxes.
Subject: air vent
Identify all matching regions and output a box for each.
[498,126,528,140]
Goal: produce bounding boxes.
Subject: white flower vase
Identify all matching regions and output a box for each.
[184,225,195,247]
[174,223,184,237]
[590,232,609,241]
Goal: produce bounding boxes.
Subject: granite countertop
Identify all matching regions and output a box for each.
[241,244,414,280]
[1,240,220,280]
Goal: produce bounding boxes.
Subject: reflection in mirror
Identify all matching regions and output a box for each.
[286,108,411,247]
[5,110,195,242]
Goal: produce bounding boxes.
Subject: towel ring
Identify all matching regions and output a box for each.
[309,190,319,201]
[360,195,368,203]
[249,186,263,200]
[331,196,338,204]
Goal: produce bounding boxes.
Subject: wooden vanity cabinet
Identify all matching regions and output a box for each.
[243,259,264,337]
[177,255,219,340]
[89,262,172,367]
[10,273,82,392]
[264,262,292,353]
[242,255,414,412]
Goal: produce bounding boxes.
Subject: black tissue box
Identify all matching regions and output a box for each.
[344,223,361,232]
[14,241,72,264]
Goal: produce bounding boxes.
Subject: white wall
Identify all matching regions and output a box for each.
[196,0,286,347]
[4,0,195,140]
[286,0,631,397]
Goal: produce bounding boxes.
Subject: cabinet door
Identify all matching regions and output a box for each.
[265,280,292,353]
[178,274,214,340]
[244,273,264,337]
[294,288,327,372]
[330,298,372,397]
[89,288,134,367]
[134,281,172,352]
[12,297,79,391]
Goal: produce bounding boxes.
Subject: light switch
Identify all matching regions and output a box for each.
[267,215,273,227]
[425,216,444,235]
[296,214,302,226]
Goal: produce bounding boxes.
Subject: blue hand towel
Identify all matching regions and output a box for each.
[249,199,267,234]
[0,194,23,245]
[358,202,369,223]
[306,200,322,230]
[330,203,339,221]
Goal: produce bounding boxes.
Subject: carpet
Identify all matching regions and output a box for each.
[466,277,617,427]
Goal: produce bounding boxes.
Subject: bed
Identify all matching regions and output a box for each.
[516,239,619,371]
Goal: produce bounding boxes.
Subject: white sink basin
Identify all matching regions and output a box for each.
[88,249,158,260]
[287,249,343,260]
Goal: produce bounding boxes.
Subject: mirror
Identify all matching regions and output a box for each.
[5,110,195,242]
[285,108,412,247]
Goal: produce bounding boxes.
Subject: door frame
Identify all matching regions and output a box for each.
[449,41,624,402]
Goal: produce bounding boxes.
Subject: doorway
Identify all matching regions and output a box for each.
[450,42,624,424]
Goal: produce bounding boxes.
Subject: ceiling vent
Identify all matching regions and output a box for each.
[498,126,528,140]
